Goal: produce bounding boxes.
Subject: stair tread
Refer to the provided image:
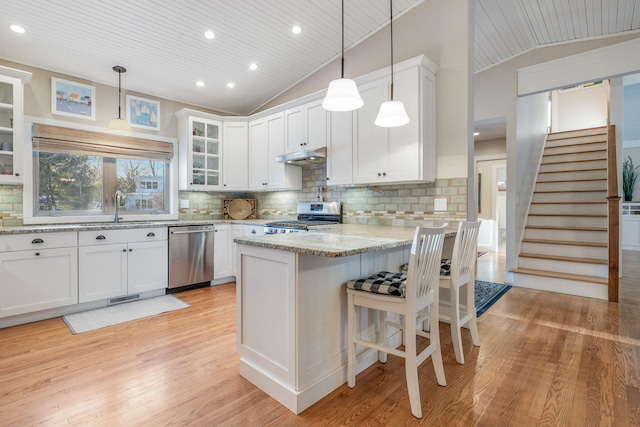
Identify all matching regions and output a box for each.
[519,252,607,264]
[538,168,607,174]
[536,178,606,183]
[528,213,606,217]
[531,201,606,204]
[543,149,607,156]
[534,189,606,193]
[526,225,606,231]
[522,238,607,247]
[510,268,608,285]
[541,158,606,165]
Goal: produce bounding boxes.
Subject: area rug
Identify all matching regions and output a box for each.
[475,280,511,316]
[63,295,189,334]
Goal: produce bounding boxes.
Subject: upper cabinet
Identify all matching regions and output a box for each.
[353,55,437,185]
[222,121,248,191]
[326,110,354,186]
[284,98,329,154]
[176,110,222,191]
[0,67,32,185]
[249,112,302,191]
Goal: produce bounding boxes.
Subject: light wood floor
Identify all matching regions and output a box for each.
[1,251,639,426]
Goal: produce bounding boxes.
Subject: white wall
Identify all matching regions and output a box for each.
[551,83,609,132]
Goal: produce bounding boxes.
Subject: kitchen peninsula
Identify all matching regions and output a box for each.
[234,224,455,413]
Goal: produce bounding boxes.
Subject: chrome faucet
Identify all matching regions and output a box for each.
[114,191,123,223]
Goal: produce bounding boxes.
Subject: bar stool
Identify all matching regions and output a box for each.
[345,225,447,419]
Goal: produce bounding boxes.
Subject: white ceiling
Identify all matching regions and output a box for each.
[1,0,640,117]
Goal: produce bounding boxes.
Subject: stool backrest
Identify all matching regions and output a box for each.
[405,225,447,307]
[450,221,482,284]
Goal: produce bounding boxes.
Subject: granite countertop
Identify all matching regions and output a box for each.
[234,224,456,258]
[0,219,271,235]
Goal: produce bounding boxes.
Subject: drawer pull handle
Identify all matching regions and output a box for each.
[251,229,256,234]
[96,235,106,240]
[147,232,155,237]
[31,238,44,244]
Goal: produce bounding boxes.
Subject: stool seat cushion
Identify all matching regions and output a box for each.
[346,271,407,297]
[440,259,451,276]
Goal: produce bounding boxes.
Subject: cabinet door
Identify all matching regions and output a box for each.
[266,112,286,189]
[79,243,128,303]
[189,117,222,191]
[223,121,248,191]
[284,105,305,154]
[128,240,168,293]
[0,247,78,317]
[327,111,353,186]
[305,98,328,150]
[0,74,23,185]
[353,79,387,184]
[214,224,233,279]
[249,118,268,190]
[386,66,421,182]
[232,225,243,276]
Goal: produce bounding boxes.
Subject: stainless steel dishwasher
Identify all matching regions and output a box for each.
[168,225,215,289]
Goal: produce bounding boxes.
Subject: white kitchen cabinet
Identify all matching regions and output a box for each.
[622,203,640,250]
[352,55,437,185]
[0,67,31,185]
[222,121,248,191]
[232,224,243,276]
[78,227,168,303]
[176,109,222,191]
[326,111,354,186]
[0,232,77,318]
[249,112,302,191]
[284,98,328,154]
[242,224,265,237]
[214,224,233,279]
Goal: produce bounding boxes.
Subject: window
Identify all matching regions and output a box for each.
[29,123,175,222]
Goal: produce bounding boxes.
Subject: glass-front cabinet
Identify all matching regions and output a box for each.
[0,71,28,185]
[176,109,222,191]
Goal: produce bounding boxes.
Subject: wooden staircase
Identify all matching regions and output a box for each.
[511,126,611,300]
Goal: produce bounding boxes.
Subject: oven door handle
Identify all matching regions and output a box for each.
[170,229,215,235]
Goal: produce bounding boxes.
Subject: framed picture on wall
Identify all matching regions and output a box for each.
[51,77,96,120]
[126,95,160,131]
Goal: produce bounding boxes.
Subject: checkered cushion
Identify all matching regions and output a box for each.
[440,259,451,276]
[346,272,407,297]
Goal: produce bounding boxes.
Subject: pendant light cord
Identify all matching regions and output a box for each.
[340,0,345,78]
[389,0,394,101]
[118,70,123,119]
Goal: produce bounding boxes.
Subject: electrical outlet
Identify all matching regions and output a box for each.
[180,199,190,209]
[434,197,447,211]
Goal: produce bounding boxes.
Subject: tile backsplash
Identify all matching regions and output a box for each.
[0,163,467,227]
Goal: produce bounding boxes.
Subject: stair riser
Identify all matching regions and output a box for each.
[542,151,606,163]
[544,142,607,155]
[532,191,606,203]
[535,180,606,192]
[521,241,608,259]
[547,129,607,142]
[529,203,607,215]
[537,170,607,182]
[518,257,607,277]
[539,159,607,173]
[511,272,608,300]
[527,216,607,228]
[524,228,607,243]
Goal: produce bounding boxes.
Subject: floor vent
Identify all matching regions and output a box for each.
[108,294,140,305]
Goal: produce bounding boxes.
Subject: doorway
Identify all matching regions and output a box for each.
[476,157,506,253]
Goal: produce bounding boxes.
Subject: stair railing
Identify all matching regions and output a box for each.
[607,124,619,302]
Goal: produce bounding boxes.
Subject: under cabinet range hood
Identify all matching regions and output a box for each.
[275,147,327,165]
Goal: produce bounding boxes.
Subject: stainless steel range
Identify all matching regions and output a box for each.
[264,201,342,234]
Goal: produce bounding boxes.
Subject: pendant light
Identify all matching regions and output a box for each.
[375,0,410,127]
[107,65,132,133]
[322,0,363,112]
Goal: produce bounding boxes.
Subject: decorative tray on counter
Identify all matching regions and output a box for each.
[223,198,257,220]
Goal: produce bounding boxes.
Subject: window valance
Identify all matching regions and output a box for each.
[32,124,173,161]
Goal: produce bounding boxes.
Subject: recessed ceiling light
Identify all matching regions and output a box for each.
[204,30,215,39]
[10,24,25,34]
[474,132,479,136]
[249,63,258,71]
[227,82,235,88]
[292,25,302,34]
[196,81,205,87]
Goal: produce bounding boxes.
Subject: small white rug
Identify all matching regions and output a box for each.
[63,295,189,334]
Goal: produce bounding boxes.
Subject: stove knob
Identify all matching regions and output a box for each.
[280,229,286,233]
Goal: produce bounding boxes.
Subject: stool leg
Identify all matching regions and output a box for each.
[404,317,422,418]
[347,293,357,388]
[451,282,465,364]
[378,309,387,363]
[467,281,481,347]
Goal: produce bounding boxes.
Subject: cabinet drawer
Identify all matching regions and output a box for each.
[79,227,168,246]
[242,224,265,236]
[0,232,78,252]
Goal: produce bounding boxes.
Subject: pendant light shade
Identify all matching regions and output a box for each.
[107,65,132,133]
[375,0,409,128]
[322,0,363,112]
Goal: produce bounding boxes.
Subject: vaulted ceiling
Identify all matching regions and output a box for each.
[1,0,639,116]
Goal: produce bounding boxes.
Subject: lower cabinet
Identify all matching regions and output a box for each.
[78,228,168,303]
[0,232,78,318]
[232,224,243,276]
[214,224,233,279]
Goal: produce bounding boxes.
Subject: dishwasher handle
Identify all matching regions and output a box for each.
[170,229,215,235]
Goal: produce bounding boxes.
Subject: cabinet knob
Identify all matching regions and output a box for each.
[129,248,133,252]
[14,173,19,177]
[122,249,127,252]
[147,232,155,237]
[35,252,40,256]
[326,177,330,180]
[378,173,382,177]
[31,238,44,244]
[251,230,256,234]
[383,172,387,176]
[96,235,106,240]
